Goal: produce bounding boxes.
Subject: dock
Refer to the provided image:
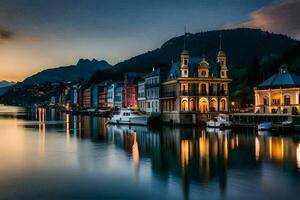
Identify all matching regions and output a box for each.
[230,113,300,131]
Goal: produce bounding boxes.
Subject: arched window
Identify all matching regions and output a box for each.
[190,99,195,111]
[220,99,226,111]
[284,95,291,105]
[210,99,217,112]
[271,94,280,106]
[184,59,188,65]
[263,97,268,105]
[181,100,188,111]
[199,98,208,113]
[201,71,206,76]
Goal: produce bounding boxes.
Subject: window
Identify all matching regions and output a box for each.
[201,71,206,76]
[181,100,188,111]
[284,95,291,105]
[184,70,187,75]
[201,84,206,95]
[263,97,268,105]
[184,59,188,65]
[147,102,150,108]
[221,72,224,77]
[271,94,280,106]
[220,99,226,111]
[272,99,280,106]
[123,112,130,116]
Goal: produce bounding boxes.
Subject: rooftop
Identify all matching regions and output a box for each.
[257,66,300,89]
[167,57,221,80]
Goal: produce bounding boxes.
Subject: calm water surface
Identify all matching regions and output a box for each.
[0,106,300,200]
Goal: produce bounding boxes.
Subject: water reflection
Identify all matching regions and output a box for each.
[297,143,300,170]
[1,107,300,199]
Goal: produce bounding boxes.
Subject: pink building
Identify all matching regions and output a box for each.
[122,73,140,108]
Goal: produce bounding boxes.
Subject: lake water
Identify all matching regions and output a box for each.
[0,106,300,200]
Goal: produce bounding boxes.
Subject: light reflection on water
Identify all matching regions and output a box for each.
[0,106,300,199]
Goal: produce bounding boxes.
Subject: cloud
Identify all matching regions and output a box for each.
[225,0,300,39]
[0,29,13,43]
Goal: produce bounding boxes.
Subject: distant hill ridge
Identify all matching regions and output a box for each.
[21,58,112,85]
[0,80,15,88]
[90,28,299,91]
[0,81,15,95]
[1,28,300,106]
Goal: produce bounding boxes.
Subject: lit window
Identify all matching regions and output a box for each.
[263,97,268,105]
[284,95,291,105]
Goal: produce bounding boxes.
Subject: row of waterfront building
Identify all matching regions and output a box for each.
[57,45,231,124]
[56,42,300,125]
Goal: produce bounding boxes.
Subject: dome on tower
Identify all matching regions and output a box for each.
[217,50,226,57]
[181,49,190,55]
[198,58,209,68]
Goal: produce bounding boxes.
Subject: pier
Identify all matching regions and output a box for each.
[230,113,300,130]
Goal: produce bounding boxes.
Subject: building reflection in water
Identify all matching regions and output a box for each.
[255,136,260,160]
[38,108,46,153]
[66,113,70,145]
[297,143,300,171]
[132,131,140,181]
[255,135,296,164]
[31,109,300,198]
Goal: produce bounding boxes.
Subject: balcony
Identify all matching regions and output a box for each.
[179,90,228,96]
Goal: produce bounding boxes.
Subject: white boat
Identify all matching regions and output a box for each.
[107,108,149,125]
[206,127,231,134]
[282,120,293,127]
[257,122,273,131]
[206,114,231,128]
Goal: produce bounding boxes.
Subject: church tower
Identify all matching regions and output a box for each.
[180,50,189,77]
[180,28,189,78]
[217,35,228,78]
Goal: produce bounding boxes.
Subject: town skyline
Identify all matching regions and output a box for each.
[0,0,299,82]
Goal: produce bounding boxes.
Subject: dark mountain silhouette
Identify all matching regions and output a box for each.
[0,81,15,95]
[21,59,112,85]
[1,28,300,106]
[0,80,15,88]
[90,28,299,106]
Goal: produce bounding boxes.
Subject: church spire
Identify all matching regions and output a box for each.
[219,34,222,51]
[183,25,186,50]
[180,25,189,77]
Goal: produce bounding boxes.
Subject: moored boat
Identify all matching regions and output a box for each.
[206,114,231,129]
[257,122,273,131]
[107,108,149,125]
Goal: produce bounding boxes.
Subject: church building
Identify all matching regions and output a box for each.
[160,39,231,124]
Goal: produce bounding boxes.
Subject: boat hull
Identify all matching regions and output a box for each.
[257,122,272,131]
[206,121,231,129]
[108,116,148,126]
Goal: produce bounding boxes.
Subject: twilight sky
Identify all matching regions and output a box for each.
[0,0,299,81]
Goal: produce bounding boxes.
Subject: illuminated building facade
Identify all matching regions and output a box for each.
[254,65,300,114]
[138,80,146,112]
[160,47,231,124]
[123,73,140,108]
